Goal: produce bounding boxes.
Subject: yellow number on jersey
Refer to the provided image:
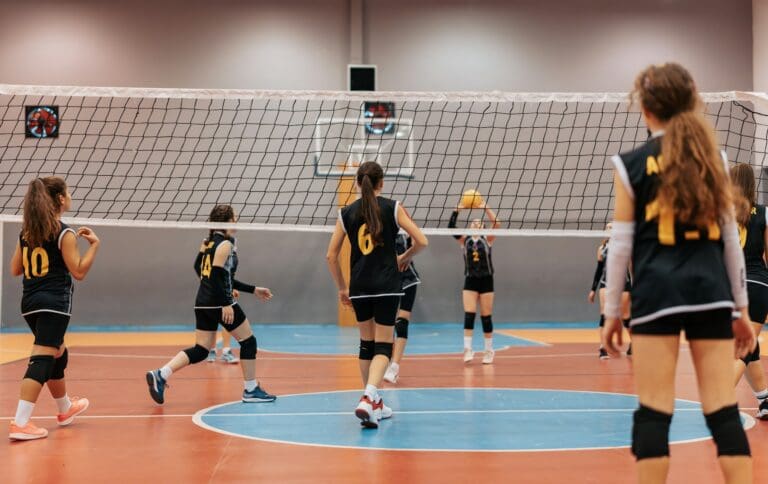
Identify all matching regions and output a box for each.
[472,250,480,263]
[358,224,374,255]
[738,224,747,248]
[201,254,212,278]
[22,247,49,279]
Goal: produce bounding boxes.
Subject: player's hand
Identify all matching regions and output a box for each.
[339,289,352,307]
[588,291,595,304]
[255,287,273,302]
[601,317,624,357]
[732,309,756,359]
[397,253,413,272]
[77,227,100,245]
[222,305,235,325]
[233,289,240,299]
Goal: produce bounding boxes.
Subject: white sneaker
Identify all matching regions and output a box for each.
[206,350,216,363]
[374,399,393,420]
[482,349,495,364]
[355,396,378,429]
[463,348,474,363]
[220,350,239,364]
[383,365,398,384]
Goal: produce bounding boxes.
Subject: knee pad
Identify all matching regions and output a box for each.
[464,312,476,331]
[359,340,374,360]
[481,315,493,334]
[51,348,68,380]
[24,355,55,385]
[184,344,210,364]
[705,404,751,456]
[239,335,257,360]
[631,405,673,460]
[599,314,605,328]
[395,317,409,339]
[374,341,393,359]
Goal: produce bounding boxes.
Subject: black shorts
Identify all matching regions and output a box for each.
[194,304,247,332]
[351,296,400,326]
[747,282,768,324]
[400,284,418,312]
[24,312,70,348]
[464,276,494,294]
[631,308,733,340]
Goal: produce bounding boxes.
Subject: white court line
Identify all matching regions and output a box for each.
[64,351,604,360]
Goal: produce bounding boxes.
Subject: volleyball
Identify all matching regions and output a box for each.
[461,189,483,209]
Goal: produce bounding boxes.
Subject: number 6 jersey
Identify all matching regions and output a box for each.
[340,196,403,299]
[20,222,76,316]
[611,136,734,325]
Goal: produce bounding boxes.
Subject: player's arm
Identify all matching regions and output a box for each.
[62,228,100,281]
[590,258,604,292]
[482,202,500,245]
[210,240,236,323]
[397,205,428,271]
[10,241,23,277]
[232,276,273,302]
[326,220,351,307]
[448,206,465,245]
[193,240,207,276]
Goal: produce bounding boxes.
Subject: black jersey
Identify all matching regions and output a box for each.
[742,204,768,286]
[20,222,76,316]
[195,232,238,308]
[340,196,403,298]
[597,242,632,289]
[613,136,733,325]
[395,230,421,289]
[463,236,494,278]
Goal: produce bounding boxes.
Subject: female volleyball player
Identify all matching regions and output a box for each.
[9,177,100,441]
[603,63,754,483]
[146,204,275,404]
[730,163,768,419]
[383,230,421,384]
[448,200,500,364]
[588,223,632,359]
[327,161,428,428]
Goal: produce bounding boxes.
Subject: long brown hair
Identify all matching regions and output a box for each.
[356,161,384,245]
[208,204,235,241]
[22,177,67,247]
[730,163,756,226]
[633,63,731,227]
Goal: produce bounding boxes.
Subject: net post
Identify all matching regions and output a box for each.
[337,163,358,327]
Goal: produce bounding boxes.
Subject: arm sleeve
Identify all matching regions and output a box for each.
[722,215,749,309]
[448,211,461,240]
[591,258,605,291]
[604,222,634,319]
[210,266,235,306]
[232,278,256,294]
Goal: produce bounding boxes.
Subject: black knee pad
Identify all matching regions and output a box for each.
[51,348,68,380]
[631,405,673,460]
[184,344,210,364]
[374,341,393,359]
[741,341,761,365]
[464,312,476,331]
[239,335,257,360]
[599,314,605,328]
[24,355,55,385]
[705,404,751,456]
[359,340,374,360]
[395,317,409,339]
[481,315,493,334]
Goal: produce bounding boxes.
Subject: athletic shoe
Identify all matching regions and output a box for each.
[626,344,633,357]
[146,370,168,404]
[373,398,393,420]
[463,348,474,363]
[383,365,398,384]
[599,347,609,360]
[758,399,768,420]
[355,395,378,429]
[9,421,48,441]
[220,349,239,364]
[56,397,89,426]
[482,349,495,364]
[206,350,216,363]
[242,385,277,403]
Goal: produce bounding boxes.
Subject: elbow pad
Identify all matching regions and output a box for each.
[722,217,749,308]
[604,222,634,319]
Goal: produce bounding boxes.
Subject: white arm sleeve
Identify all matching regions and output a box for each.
[604,221,635,319]
[721,215,748,309]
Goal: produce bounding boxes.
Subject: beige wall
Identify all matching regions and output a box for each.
[755,0,768,90]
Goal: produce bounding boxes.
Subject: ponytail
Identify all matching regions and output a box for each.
[22,177,67,247]
[356,162,384,245]
[730,163,756,227]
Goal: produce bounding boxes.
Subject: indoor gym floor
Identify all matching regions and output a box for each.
[1,323,766,484]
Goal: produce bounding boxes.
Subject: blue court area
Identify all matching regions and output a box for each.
[252,323,544,355]
[194,388,752,452]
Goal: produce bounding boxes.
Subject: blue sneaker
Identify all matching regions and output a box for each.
[146,370,167,404]
[242,385,276,403]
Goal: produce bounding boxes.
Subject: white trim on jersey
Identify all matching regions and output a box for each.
[402,280,421,290]
[349,292,405,299]
[764,206,768,227]
[630,301,735,326]
[747,279,768,288]
[338,209,347,234]
[21,308,72,317]
[610,154,635,200]
[394,200,402,232]
[58,227,76,250]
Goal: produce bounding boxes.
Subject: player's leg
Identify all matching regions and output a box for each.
[621,291,632,356]
[479,290,495,364]
[597,288,609,359]
[463,290,479,362]
[386,285,416,383]
[206,329,218,362]
[228,308,275,402]
[220,328,239,364]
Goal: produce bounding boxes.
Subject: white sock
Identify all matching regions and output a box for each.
[484,338,493,351]
[389,362,400,373]
[755,389,768,401]
[244,379,258,392]
[463,336,472,350]
[365,384,379,402]
[14,400,35,427]
[159,366,173,380]
[223,347,231,354]
[55,395,72,414]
